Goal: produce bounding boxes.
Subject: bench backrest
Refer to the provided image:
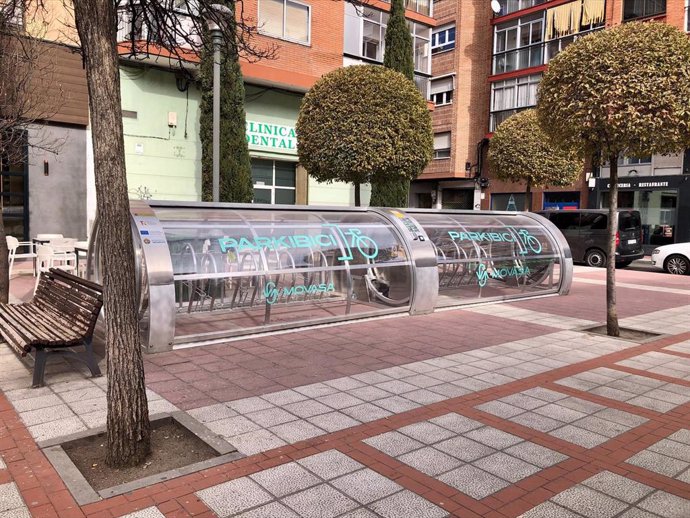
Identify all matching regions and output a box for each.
[33,268,103,338]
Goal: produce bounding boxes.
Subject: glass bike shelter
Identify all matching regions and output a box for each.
[86,201,572,352]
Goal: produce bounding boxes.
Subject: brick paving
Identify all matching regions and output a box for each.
[0,266,689,517]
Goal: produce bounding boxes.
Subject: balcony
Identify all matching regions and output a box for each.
[116,6,201,48]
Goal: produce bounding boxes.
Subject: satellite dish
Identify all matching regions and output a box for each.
[491,0,502,14]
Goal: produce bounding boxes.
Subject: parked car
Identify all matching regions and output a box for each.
[537,209,645,268]
[651,243,690,275]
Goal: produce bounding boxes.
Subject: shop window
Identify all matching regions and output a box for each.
[259,0,311,44]
[430,76,453,106]
[441,189,473,209]
[491,193,526,211]
[490,73,541,131]
[623,0,666,21]
[433,132,451,159]
[251,159,296,204]
[543,191,580,210]
[431,25,455,54]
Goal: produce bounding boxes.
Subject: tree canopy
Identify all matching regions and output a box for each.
[538,21,690,160]
[296,65,432,202]
[488,109,583,191]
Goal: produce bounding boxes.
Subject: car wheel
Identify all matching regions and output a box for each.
[616,260,633,268]
[664,255,690,275]
[585,249,606,268]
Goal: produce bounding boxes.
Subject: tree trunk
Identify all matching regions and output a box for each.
[606,154,620,337]
[73,0,151,467]
[354,182,361,207]
[0,220,9,304]
[525,178,532,212]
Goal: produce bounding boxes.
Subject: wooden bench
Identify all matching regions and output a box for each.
[0,268,103,387]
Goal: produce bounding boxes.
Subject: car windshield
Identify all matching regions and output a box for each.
[619,211,641,231]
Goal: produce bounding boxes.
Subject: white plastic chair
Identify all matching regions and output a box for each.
[34,244,77,292]
[6,236,37,277]
[49,237,77,254]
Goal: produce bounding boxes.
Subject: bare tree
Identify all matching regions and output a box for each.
[0,6,64,303]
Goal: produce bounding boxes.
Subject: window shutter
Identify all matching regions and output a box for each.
[434,132,451,150]
[430,76,454,95]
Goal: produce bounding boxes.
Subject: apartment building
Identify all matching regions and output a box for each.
[116,0,435,207]
[410,0,493,210]
[1,3,89,240]
[478,0,690,248]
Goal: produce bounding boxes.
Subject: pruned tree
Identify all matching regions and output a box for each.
[198,0,253,203]
[537,21,690,336]
[0,6,64,303]
[297,65,432,207]
[14,0,274,468]
[488,109,583,211]
[369,0,416,208]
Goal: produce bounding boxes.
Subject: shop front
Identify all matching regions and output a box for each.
[592,176,690,251]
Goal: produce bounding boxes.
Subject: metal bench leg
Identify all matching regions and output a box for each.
[32,347,47,388]
[84,338,102,378]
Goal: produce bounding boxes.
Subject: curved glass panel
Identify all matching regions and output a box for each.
[151,205,413,342]
[407,210,564,307]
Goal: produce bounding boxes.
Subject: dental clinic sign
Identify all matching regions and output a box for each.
[245,121,297,154]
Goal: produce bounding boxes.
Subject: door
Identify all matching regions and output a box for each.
[0,134,29,240]
[547,212,583,260]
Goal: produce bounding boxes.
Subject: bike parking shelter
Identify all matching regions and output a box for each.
[86,201,572,352]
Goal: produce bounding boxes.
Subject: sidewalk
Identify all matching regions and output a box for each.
[0,266,689,517]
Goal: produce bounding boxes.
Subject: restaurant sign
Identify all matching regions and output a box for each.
[245,121,297,154]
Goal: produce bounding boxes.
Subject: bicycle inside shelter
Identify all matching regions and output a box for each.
[86,201,572,352]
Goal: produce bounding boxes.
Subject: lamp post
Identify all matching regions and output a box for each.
[207,4,232,203]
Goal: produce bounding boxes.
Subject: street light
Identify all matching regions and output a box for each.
[207,3,232,202]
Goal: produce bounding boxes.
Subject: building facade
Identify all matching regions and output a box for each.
[479,0,690,248]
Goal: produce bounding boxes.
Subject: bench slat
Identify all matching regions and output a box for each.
[3,305,60,343]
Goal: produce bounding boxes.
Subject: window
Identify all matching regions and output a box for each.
[543,191,580,210]
[491,193,526,211]
[549,212,581,230]
[344,3,431,74]
[619,156,652,166]
[496,0,547,16]
[490,73,541,131]
[433,132,451,159]
[623,0,666,20]
[544,0,606,62]
[493,14,544,74]
[686,0,689,32]
[580,212,607,230]
[251,159,296,204]
[431,25,455,53]
[259,0,311,44]
[430,76,453,106]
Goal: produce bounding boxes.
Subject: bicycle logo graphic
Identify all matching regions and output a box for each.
[513,228,542,255]
[326,225,379,262]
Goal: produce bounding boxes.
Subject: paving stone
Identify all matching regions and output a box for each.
[323,377,366,391]
[452,377,494,392]
[206,415,261,438]
[369,490,448,518]
[364,431,424,457]
[402,389,447,405]
[315,393,364,410]
[59,387,105,404]
[371,395,420,413]
[677,467,690,484]
[0,510,33,518]
[377,365,419,379]
[557,397,606,415]
[294,383,340,398]
[550,424,609,448]
[197,477,273,516]
[119,507,166,518]
[477,400,525,419]
[551,485,628,518]
[499,393,548,410]
[435,436,495,462]
[555,376,600,391]
[397,421,455,445]
[0,483,25,513]
[627,450,690,477]
[581,471,654,504]
[297,450,364,480]
[426,369,466,382]
[11,394,62,412]
[375,380,418,395]
[522,387,568,403]
[307,412,361,432]
[626,395,676,413]
[465,426,523,449]
[438,464,510,499]
[283,399,332,418]
[236,502,300,518]
[572,415,631,438]
[504,442,568,468]
[331,469,402,504]
[400,374,444,388]
[260,390,309,406]
[246,407,298,427]
[20,404,74,426]
[429,413,483,434]
[228,429,287,456]
[269,420,325,443]
[518,501,582,518]
[28,416,86,442]
[397,446,463,476]
[594,408,648,428]
[405,362,441,374]
[510,411,562,432]
[80,409,107,429]
[638,490,690,518]
[187,403,238,424]
[473,451,541,483]
[428,383,471,398]
[533,403,587,423]
[283,484,358,518]
[591,386,638,402]
[668,429,690,445]
[340,403,392,423]
[250,462,320,497]
[338,510,379,518]
[618,508,664,518]
[351,372,393,385]
[227,396,275,414]
[346,386,392,402]
[648,438,690,462]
